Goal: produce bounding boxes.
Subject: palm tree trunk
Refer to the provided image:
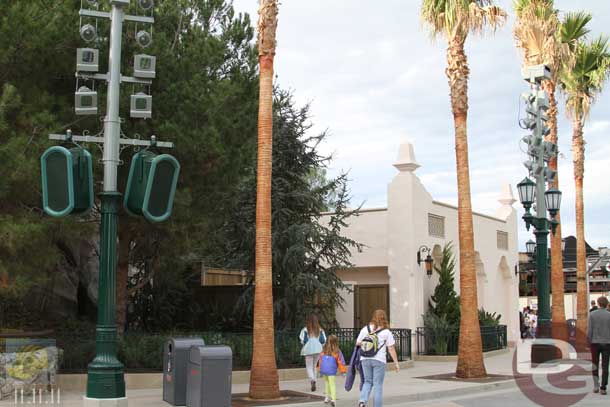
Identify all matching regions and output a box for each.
[249,0,280,399]
[543,80,567,343]
[446,36,486,379]
[572,116,588,353]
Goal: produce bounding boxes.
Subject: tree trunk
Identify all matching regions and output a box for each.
[544,80,567,343]
[446,36,486,379]
[249,1,280,397]
[572,117,588,353]
[116,228,131,336]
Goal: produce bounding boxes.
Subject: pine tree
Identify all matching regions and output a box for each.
[428,243,461,328]
[214,90,362,329]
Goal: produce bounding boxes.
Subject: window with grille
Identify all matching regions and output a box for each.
[497,231,509,250]
[428,214,445,238]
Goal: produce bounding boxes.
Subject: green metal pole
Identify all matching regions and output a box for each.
[535,222,551,337]
[86,0,126,400]
[87,192,125,398]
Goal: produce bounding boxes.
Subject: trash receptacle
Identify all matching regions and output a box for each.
[163,337,205,406]
[186,345,232,407]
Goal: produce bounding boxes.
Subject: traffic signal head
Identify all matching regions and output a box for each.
[136,30,152,48]
[134,54,156,79]
[77,48,99,72]
[130,92,152,119]
[80,24,97,43]
[41,146,94,217]
[124,151,180,223]
[75,86,98,115]
[522,64,551,84]
[138,0,154,10]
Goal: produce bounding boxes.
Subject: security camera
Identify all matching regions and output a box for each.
[138,0,154,10]
[80,24,97,43]
[136,31,152,48]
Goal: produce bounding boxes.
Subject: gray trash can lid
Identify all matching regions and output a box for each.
[189,345,232,364]
[167,337,205,349]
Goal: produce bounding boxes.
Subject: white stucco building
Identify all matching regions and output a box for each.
[324,142,520,344]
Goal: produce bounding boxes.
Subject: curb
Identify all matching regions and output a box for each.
[271,378,517,407]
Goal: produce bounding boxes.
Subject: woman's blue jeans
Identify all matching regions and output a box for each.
[359,359,386,407]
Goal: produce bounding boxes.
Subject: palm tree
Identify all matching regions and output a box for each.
[513,3,591,344]
[421,0,506,379]
[560,36,610,352]
[249,0,281,400]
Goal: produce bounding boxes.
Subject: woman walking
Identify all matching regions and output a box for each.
[318,334,347,406]
[299,314,326,391]
[357,309,399,407]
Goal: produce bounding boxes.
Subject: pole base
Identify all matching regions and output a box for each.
[86,361,126,399]
[83,397,128,407]
[531,342,560,367]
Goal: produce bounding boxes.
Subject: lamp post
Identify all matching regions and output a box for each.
[517,64,562,365]
[44,1,175,405]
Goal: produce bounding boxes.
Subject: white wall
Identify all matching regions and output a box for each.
[323,142,520,343]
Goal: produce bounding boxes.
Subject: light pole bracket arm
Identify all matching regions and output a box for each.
[79,9,154,24]
[49,133,173,148]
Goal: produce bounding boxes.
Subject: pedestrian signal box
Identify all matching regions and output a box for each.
[41,146,94,217]
[124,151,180,223]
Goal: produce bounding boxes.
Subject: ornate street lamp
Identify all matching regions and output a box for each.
[526,240,536,256]
[517,177,536,230]
[517,177,536,209]
[417,245,434,278]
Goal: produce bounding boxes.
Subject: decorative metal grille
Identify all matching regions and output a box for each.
[497,231,509,250]
[428,214,445,238]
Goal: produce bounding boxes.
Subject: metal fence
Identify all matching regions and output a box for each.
[415,325,507,356]
[58,328,411,372]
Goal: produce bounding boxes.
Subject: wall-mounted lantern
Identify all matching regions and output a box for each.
[417,245,434,278]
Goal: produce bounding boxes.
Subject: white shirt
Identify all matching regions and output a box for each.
[357,324,395,364]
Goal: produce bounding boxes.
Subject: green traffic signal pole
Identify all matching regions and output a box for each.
[86,1,126,404]
[521,71,557,365]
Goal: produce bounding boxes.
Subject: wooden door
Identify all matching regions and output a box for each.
[354,285,390,328]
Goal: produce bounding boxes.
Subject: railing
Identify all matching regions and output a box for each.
[58,328,411,372]
[415,325,507,356]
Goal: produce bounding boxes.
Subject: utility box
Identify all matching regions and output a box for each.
[163,337,205,406]
[186,346,232,407]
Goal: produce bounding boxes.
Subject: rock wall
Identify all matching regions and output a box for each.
[0,346,61,400]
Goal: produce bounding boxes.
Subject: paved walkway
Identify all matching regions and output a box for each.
[1,341,594,407]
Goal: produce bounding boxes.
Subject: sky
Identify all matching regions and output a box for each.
[231,0,610,250]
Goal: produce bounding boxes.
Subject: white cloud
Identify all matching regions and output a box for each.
[232,0,610,249]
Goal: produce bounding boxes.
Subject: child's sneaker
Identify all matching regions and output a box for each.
[324,397,330,404]
[330,401,336,407]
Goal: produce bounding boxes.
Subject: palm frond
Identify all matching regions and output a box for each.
[421,0,506,39]
[560,11,592,51]
[560,36,610,120]
[513,0,561,68]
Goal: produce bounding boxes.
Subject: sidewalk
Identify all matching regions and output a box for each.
[0,348,523,407]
